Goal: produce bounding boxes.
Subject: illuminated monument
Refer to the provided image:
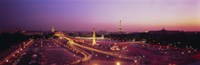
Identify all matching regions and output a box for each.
[51,25,55,32]
[118,20,122,33]
[92,28,96,45]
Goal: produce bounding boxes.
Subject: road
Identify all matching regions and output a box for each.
[0,40,33,65]
[59,36,199,65]
[1,35,199,65]
[63,37,133,60]
[3,39,82,65]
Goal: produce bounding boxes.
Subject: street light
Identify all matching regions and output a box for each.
[6,60,9,62]
[106,55,109,58]
[116,61,121,65]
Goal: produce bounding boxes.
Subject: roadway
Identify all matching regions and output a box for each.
[64,37,133,60]
[56,36,137,65]
[58,35,199,65]
[0,40,33,65]
[3,39,82,65]
[1,35,199,65]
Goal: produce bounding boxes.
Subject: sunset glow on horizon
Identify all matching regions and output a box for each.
[0,0,200,32]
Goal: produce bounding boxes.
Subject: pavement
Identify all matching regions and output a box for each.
[0,37,199,65]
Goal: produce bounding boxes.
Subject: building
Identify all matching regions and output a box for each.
[148,28,182,34]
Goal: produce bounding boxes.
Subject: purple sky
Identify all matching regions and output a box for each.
[0,0,200,32]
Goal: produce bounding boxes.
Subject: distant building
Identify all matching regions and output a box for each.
[148,28,182,34]
[24,31,43,35]
[54,31,65,37]
[51,25,55,33]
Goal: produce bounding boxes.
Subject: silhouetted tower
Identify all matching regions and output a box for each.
[51,25,55,32]
[118,20,122,32]
[161,26,167,32]
[92,28,96,45]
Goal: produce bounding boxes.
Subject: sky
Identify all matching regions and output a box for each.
[0,0,200,32]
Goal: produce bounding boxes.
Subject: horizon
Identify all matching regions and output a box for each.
[1,27,200,33]
[0,0,200,32]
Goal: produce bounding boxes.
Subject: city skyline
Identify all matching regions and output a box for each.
[1,0,200,65]
[0,0,200,32]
